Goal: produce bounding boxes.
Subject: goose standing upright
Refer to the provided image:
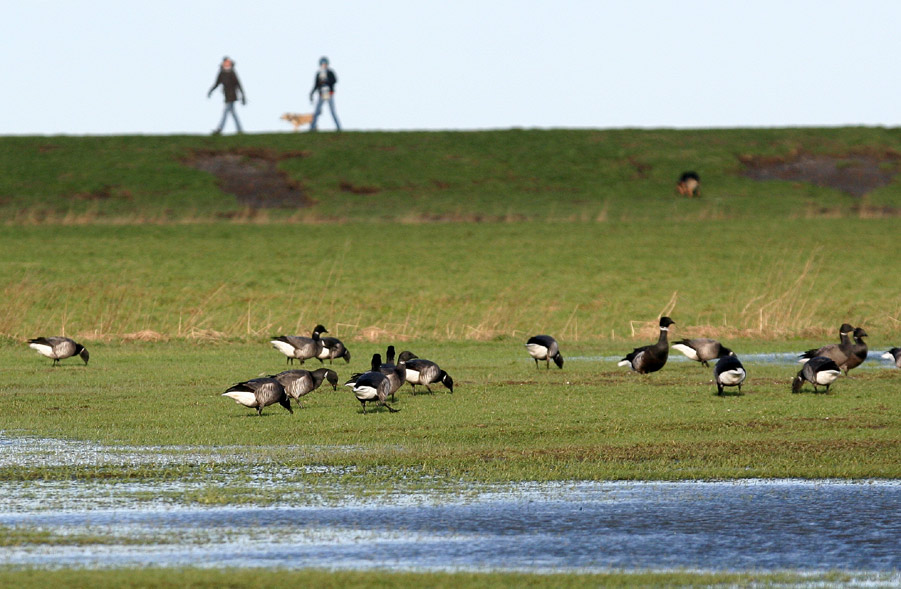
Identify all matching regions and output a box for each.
[882,347,901,368]
[525,335,564,369]
[618,317,675,374]
[791,356,842,394]
[28,336,90,366]
[840,327,868,375]
[270,324,328,365]
[222,377,293,416]
[713,355,746,395]
[672,338,733,368]
[799,323,854,367]
[317,336,351,364]
[344,353,399,413]
[397,351,454,394]
[274,368,339,408]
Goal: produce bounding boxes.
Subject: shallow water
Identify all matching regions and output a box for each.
[574,351,894,366]
[1,481,899,574]
[1,434,899,575]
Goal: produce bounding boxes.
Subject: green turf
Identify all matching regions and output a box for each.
[0,567,876,589]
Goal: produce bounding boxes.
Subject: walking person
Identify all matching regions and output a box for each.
[309,56,340,131]
[208,56,246,134]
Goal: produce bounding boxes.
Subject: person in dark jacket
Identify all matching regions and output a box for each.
[309,57,340,131]
[208,57,246,134]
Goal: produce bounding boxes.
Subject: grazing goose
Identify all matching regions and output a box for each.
[799,323,854,367]
[397,351,454,394]
[525,335,564,369]
[713,355,746,395]
[840,327,868,375]
[222,377,293,416]
[672,338,733,368]
[376,345,407,400]
[791,356,842,394]
[270,324,328,365]
[882,347,901,368]
[274,368,338,408]
[317,336,351,364]
[618,317,675,374]
[28,336,90,366]
[344,353,399,413]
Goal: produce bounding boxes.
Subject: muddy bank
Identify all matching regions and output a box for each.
[185,148,312,209]
[739,152,900,197]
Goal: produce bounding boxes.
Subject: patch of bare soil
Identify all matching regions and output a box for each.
[185,148,312,208]
[739,152,900,197]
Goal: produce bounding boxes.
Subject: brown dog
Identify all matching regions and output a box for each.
[677,171,700,197]
[281,113,313,131]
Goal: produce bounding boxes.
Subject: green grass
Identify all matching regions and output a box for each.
[0,567,878,589]
[2,128,901,224]
[2,340,898,483]
[2,219,899,343]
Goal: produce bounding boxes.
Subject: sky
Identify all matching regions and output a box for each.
[3,0,899,135]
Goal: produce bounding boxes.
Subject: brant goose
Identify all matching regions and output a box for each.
[672,338,733,368]
[274,368,338,408]
[270,324,328,365]
[840,327,868,375]
[222,377,293,416]
[618,317,675,374]
[344,353,400,413]
[28,337,90,366]
[791,356,842,394]
[397,350,454,394]
[882,347,901,368]
[799,323,854,367]
[713,355,746,395]
[525,335,564,369]
[317,336,351,364]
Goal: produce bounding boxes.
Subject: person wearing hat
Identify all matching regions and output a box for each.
[309,57,340,131]
[208,56,246,134]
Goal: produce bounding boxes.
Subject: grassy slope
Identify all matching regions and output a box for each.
[2,127,901,223]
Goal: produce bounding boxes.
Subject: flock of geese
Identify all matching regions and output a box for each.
[26,318,899,416]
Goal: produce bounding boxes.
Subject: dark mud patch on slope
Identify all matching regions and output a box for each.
[185,148,313,208]
[739,151,900,197]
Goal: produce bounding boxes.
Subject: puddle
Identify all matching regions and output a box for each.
[0,479,898,574]
[571,351,894,367]
[0,433,898,574]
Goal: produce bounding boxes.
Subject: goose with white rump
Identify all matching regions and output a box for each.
[28,336,90,366]
[273,368,338,408]
[618,317,675,374]
[791,356,842,394]
[317,336,351,364]
[344,353,400,413]
[713,355,746,395]
[672,338,734,368]
[882,347,901,368]
[222,377,293,416]
[270,324,328,365]
[525,335,564,369]
[397,350,454,394]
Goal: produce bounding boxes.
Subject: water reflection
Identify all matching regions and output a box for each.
[0,479,898,574]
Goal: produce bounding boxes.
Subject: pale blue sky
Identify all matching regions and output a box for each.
[3,0,898,135]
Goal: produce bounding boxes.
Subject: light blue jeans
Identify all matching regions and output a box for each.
[216,101,242,133]
[311,96,340,131]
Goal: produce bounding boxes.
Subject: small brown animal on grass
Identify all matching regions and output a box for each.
[677,171,700,197]
[280,113,314,131]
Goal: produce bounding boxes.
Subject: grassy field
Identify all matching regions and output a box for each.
[1,129,899,584]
